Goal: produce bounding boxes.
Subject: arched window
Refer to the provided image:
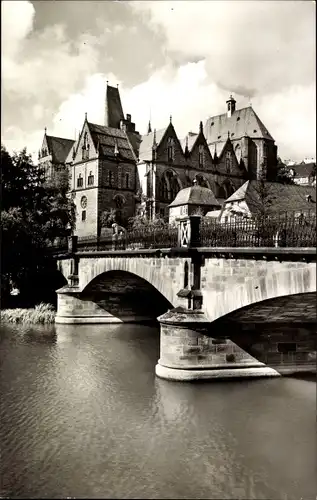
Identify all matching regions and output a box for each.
[159,176,169,202]
[77,173,83,188]
[114,195,125,209]
[198,145,204,168]
[109,171,115,187]
[225,151,232,173]
[218,184,226,199]
[88,171,94,186]
[168,172,180,201]
[235,144,242,163]
[195,174,209,188]
[167,138,174,162]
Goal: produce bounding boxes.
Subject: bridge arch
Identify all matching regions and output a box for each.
[81,269,173,322]
[203,264,316,323]
[78,256,180,307]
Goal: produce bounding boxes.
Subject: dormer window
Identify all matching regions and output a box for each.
[167,138,174,162]
[77,173,83,188]
[88,171,94,186]
[198,145,204,168]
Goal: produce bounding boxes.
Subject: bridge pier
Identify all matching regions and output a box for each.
[156,308,280,381]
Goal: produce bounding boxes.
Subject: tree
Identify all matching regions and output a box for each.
[128,214,167,231]
[276,157,295,184]
[1,145,76,306]
[99,208,117,229]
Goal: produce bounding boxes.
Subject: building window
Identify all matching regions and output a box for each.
[82,133,89,160]
[198,145,204,168]
[125,173,129,189]
[225,152,232,173]
[159,176,169,202]
[167,138,174,162]
[235,144,242,163]
[109,171,115,187]
[88,171,94,186]
[77,174,83,188]
[184,261,189,288]
[82,210,86,221]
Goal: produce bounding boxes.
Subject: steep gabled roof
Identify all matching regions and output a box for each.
[225,180,316,214]
[138,126,169,162]
[87,122,137,163]
[204,106,274,144]
[45,135,75,164]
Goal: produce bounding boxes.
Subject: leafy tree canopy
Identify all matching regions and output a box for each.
[1,145,76,305]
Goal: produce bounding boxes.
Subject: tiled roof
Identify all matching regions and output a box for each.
[138,127,168,162]
[204,106,274,144]
[289,162,316,178]
[87,122,137,163]
[46,135,75,164]
[169,185,220,208]
[179,133,198,153]
[225,180,316,214]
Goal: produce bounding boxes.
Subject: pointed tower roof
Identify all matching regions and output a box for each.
[105,83,124,128]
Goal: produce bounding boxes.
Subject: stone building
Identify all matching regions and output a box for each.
[138,118,248,220]
[204,95,278,182]
[68,85,140,238]
[38,86,280,234]
[38,129,75,181]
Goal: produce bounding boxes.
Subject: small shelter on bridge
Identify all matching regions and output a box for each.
[168,181,220,224]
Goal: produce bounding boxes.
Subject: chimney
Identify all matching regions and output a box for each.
[226,95,236,118]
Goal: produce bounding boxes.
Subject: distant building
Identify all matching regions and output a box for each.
[204,96,278,182]
[220,181,316,222]
[168,182,220,224]
[288,162,316,186]
[38,129,75,181]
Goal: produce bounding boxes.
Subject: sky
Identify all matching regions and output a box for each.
[1,0,316,162]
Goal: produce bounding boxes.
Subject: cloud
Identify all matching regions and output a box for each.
[1,0,315,163]
[132,0,315,97]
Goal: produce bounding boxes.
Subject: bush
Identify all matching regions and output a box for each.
[1,304,56,324]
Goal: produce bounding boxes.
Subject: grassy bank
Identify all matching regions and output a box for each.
[1,303,56,324]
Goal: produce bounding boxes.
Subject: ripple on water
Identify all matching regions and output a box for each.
[0,323,316,500]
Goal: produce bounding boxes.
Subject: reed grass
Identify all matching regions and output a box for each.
[1,303,56,324]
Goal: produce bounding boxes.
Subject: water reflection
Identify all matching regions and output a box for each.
[0,323,316,500]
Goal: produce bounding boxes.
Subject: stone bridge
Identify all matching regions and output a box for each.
[55,238,316,381]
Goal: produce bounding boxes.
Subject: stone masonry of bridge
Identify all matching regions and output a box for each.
[56,246,316,381]
[57,253,316,323]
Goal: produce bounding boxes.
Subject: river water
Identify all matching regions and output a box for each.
[0,322,316,500]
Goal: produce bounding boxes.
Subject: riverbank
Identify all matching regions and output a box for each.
[1,303,56,324]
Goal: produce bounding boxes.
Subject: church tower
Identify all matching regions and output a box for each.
[104,83,125,128]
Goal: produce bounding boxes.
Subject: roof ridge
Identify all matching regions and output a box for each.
[205,106,252,123]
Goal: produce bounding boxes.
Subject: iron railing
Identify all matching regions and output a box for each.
[200,213,316,248]
[47,212,316,254]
